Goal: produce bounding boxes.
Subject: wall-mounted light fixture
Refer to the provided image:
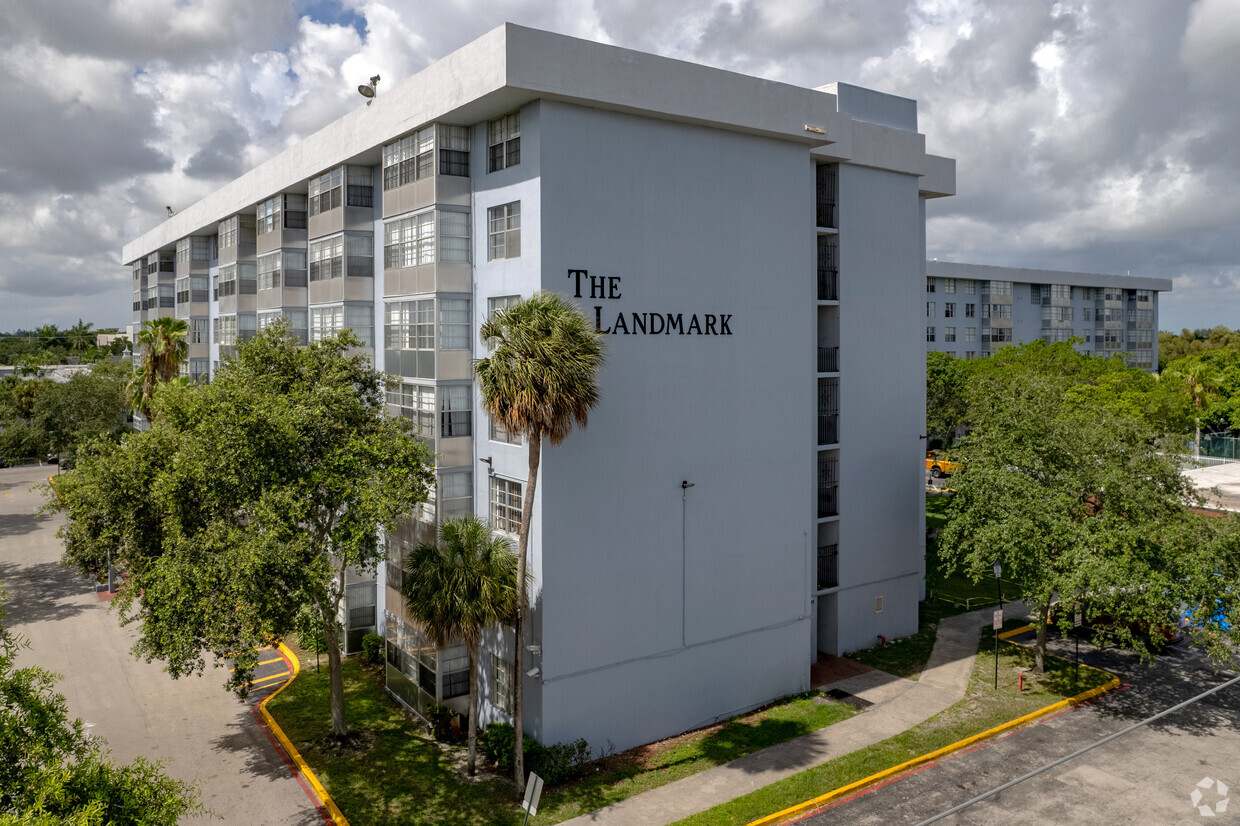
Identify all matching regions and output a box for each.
[357,74,380,105]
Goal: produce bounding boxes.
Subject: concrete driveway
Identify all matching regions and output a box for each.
[0,464,323,824]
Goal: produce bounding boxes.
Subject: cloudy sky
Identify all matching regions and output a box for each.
[0,0,1236,334]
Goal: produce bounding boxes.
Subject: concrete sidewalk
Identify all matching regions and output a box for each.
[565,603,1026,826]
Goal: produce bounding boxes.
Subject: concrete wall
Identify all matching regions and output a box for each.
[834,163,924,655]
[533,101,815,751]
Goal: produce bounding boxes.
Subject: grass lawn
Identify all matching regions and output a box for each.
[266,657,859,825]
[673,622,1115,826]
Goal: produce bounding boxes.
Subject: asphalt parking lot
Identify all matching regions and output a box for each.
[0,464,321,824]
[796,630,1240,825]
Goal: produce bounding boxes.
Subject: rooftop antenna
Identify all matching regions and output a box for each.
[165,206,175,216]
[357,74,380,106]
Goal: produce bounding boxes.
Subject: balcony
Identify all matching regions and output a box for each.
[818,346,839,373]
[816,164,838,228]
[817,236,839,301]
[818,453,839,518]
[817,544,839,590]
[818,378,839,445]
[818,414,839,446]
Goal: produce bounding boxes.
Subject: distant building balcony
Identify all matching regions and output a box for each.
[817,236,839,301]
[818,453,839,518]
[817,544,839,590]
[818,346,839,373]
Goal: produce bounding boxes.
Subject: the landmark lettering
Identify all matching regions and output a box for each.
[572,269,734,337]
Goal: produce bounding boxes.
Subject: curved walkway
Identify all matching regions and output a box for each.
[565,603,1024,826]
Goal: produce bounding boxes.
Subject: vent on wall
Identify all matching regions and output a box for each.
[875,596,884,613]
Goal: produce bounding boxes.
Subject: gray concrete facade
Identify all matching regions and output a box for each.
[925,260,1171,370]
[122,24,954,754]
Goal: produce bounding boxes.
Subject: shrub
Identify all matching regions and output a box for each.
[426,703,456,742]
[361,633,384,665]
[296,625,325,654]
[482,723,592,784]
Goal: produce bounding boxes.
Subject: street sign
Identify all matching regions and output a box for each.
[522,773,544,818]
[993,609,1003,631]
[1074,612,1083,628]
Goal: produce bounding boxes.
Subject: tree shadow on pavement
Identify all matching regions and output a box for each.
[0,511,46,540]
[0,559,95,627]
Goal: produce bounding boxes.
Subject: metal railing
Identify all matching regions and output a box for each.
[818,414,839,446]
[816,164,838,228]
[818,346,839,372]
[817,544,839,590]
[818,454,839,518]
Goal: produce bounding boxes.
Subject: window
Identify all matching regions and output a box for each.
[308,167,343,216]
[1043,329,1073,343]
[346,165,373,208]
[258,308,307,343]
[943,278,956,294]
[963,279,975,294]
[388,382,436,440]
[176,237,190,265]
[440,645,470,700]
[944,327,956,342]
[217,265,238,298]
[488,111,520,172]
[440,385,471,437]
[383,126,436,190]
[1051,284,1070,299]
[1041,306,1071,322]
[344,305,374,347]
[989,280,1013,296]
[1135,289,1153,304]
[190,317,208,345]
[256,195,281,235]
[926,326,935,342]
[439,298,470,349]
[346,234,374,278]
[965,326,976,342]
[218,215,240,249]
[926,277,935,293]
[991,327,1013,343]
[965,351,976,360]
[965,303,975,318]
[192,236,212,261]
[490,477,522,534]
[438,124,470,177]
[926,302,935,318]
[488,202,521,260]
[944,302,955,318]
[257,251,281,290]
[1082,307,1092,321]
[490,417,520,445]
[310,305,343,341]
[309,235,344,281]
[982,304,1012,319]
[440,471,473,520]
[384,210,470,268]
[386,299,434,350]
[492,653,513,715]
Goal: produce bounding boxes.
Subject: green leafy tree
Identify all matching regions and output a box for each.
[939,341,1240,672]
[402,516,519,775]
[473,291,605,793]
[130,318,189,419]
[48,325,435,738]
[1162,356,1224,456]
[33,360,129,462]
[926,350,969,447]
[0,591,200,824]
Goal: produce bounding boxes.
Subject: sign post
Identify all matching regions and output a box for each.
[1073,608,1083,685]
[992,609,1003,689]
[522,772,544,826]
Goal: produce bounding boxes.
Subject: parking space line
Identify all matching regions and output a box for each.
[247,670,292,688]
[229,656,285,673]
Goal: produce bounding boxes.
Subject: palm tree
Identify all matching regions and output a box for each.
[129,318,189,419]
[1164,359,1221,456]
[473,291,604,793]
[402,516,519,775]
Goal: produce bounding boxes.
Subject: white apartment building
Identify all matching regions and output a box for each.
[925,261,1171,370]
[123,24,955,753]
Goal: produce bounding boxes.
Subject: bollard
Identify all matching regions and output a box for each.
[1018,672,1024,692]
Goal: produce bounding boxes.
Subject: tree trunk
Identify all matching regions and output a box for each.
[513,433,542,796]
[467,640,479,776]
[321,606,348,738]
[1033,603,1050,674]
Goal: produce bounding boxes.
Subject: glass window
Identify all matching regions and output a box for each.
[926,326,935,342]
[944,302,955,318]
[256,195,281,235]
[926,302,935,318]
[488,111,521,172]
[310,305,343,341]
[963,279,975,294]
[439,298,469,349]
[308,167,343,216]
[309,235,344,281]
[965,326,976,342]
[926,277,935,293]
[440,385,471,438]
[490,477,522,535]
[388,382,436,441]
[487,202,521,261]
[492,653,513,715]
[944,326,956,342]
[943,278,956,294]
[439,471,473,520]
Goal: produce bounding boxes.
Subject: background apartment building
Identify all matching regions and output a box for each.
[123,24,955,753]
[925,261,1171,370]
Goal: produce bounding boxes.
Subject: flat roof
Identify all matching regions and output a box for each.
[926,260,1172,293]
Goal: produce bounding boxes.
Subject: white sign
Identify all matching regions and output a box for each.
[993,609,1003,631]
[1074,612,1083,628]
[523,773,545,817]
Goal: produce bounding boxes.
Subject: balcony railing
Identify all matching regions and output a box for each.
[818,346,839,373]
[816,164,838,228]
[818,454,839,518]
[818,414,839,446]
[817,236,839,300]
[817,544,839,590]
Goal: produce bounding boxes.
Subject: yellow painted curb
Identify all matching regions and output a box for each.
[747,636,1119,826]
[259,643,351,826]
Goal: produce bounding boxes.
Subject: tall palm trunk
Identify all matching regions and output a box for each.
[467,640,480,776]
[513,433,542,795]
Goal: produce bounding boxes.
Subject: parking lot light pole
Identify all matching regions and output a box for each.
[993,561,1003,689]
